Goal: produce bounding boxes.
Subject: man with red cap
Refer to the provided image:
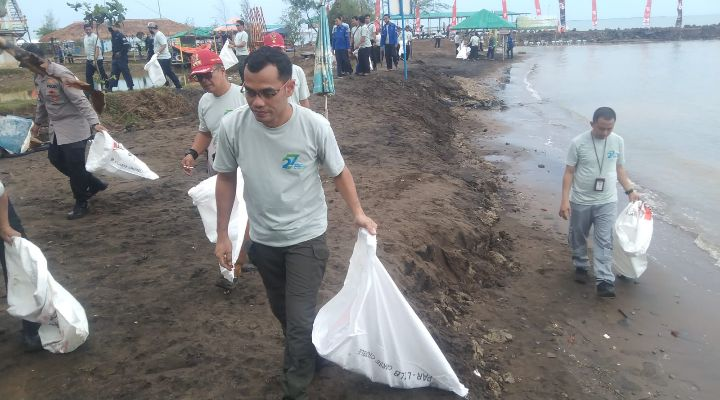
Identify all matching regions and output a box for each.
[181,49,248,289]
[262,32,311,108]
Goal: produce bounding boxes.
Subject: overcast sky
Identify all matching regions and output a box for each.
[22,0,720,40]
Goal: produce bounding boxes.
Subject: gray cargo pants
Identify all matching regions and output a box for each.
[248,234,329,400]
[568,202,616,283]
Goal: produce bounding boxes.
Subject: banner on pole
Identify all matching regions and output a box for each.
[415,5,421,34]
[559,0,566,32]
[643,0,653,27]
[535,0,542,16]
[676,0,683,28]
[451,0,457,27]
[592,0,598,28]
[502,0,508,20]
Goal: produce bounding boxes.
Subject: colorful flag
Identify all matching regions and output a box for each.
[451,0,457,27]
[676,0,683,28]
[375,0,381,33]
[559,0,566,32]
[643,0,653,27]
[592,0,598,28]
[502,0,508,20]
[415,4,421,34]
[535,0,542,16]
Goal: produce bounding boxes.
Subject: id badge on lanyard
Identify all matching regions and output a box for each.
[592,133,607,192]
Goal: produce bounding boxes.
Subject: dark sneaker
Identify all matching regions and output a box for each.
[23,334,43,352]
[597,281,616,298]
[574,267,589,284]
[215,276,238,291]
[67,201,89,220]
[87,181,108,199]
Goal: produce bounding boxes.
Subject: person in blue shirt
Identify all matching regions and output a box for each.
[380,14,398,71]
[331,16,352,77]
[507,33,515,59]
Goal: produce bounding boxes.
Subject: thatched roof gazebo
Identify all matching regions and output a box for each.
[40,18,190,42]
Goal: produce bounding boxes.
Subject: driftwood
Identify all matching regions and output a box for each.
[0,37,105,115]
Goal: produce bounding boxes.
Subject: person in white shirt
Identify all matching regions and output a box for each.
[147,22,182,89]
[229,20,250,82]
[182,49,248,290]
[454,32,462,54]
[83,23,108,86]
[469,32,480,60]
[434,31,443,48]
[262,33,311,108]
[402,25,414,60]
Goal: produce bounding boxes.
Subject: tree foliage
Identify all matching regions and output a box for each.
[328,0,372,25]
[415,0,448,13]
[281,6,304,47]
[35,11,59,37]
[67,0,127,27]
[284,0,323,33]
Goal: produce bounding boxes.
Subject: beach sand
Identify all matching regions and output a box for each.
[0,41,709,399]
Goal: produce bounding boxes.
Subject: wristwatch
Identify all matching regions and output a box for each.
[185,148,199,160]
[624,188,635,195]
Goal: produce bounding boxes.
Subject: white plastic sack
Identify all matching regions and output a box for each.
[613,201,654,279]
[313,230,469,396]
[220,40,239,70]
[5,237,89,353]
[455,43,469,60]
[143,54,166,87]
[187,171,248,280]
[86,131,159,180]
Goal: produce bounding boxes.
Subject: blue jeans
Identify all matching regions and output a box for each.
[568,202,617,283]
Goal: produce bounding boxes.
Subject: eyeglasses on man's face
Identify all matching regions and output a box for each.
[241,80,290,100]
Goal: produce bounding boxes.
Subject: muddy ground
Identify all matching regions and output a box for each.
[0,41,703,399]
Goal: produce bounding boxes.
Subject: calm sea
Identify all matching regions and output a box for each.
[492,40,720,267]
[566,14,720,30]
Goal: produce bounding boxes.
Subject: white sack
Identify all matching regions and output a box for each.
[187,172,248,279]
[220,40,239,70]
[86,131,159,180]
[5,237,89,353]
[613,201,654,279]
[455,43,469,60]
[312,229,469,396]
[143,54,166,87]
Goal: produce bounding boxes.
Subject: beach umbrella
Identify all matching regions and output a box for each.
[313,4,334,119]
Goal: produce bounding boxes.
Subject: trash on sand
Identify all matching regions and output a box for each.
[603,334,611,339]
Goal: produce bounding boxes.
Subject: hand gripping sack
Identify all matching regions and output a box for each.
[86,131,159,180]
[313,230,469,396]
[613,201,654,279]
[5,237,89,353]
[143,54,167,87]
[219,39,239,70]
[187,171,248,280]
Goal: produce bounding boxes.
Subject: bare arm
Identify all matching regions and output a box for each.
[181,131,212,175]
[333,166,377,234]
[559,165,575,220]
[0,191,21,243]
[617,164,641,201]
[215,170,237,269]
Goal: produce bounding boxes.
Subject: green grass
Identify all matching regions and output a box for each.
[0,99,35,116]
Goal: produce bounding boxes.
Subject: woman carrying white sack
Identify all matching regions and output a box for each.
[0,181,42,352]
[181,48,247,291]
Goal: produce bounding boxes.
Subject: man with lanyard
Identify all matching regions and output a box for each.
[380,14,398,71]
[213,47,377,400]
[181,49,247,290]
[559,107,641,298]
[229,20,249,82]
[0,181,42,351]
[26,45,109,219]
[105,24,133,91]
[82,23,108,87]
[147,22,183,90]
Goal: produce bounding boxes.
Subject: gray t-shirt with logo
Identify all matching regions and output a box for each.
[213,103,345,247]
[566,130,625,205]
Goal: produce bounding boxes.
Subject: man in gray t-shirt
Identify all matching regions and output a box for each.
[559,107,640,298]
[213,47,377,399]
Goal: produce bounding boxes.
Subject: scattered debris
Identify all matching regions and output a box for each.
[484,329,513,344]
[603,334,611,339]
[546,352,557,358]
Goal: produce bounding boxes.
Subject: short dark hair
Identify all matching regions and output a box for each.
[593,107,616,123]
[245,46,292,82]
[83,23,92,29]
[23,43,45,58]
[236,20,244,26]
[352,16,359,21]
[383,13,389,18]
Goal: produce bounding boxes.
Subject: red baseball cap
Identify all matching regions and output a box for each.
[189,49,222,75]
[263,32,285,48]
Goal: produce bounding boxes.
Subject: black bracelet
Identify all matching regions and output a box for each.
[185,148,199,160]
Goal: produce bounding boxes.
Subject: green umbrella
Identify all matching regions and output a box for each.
[313,4,334,118]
